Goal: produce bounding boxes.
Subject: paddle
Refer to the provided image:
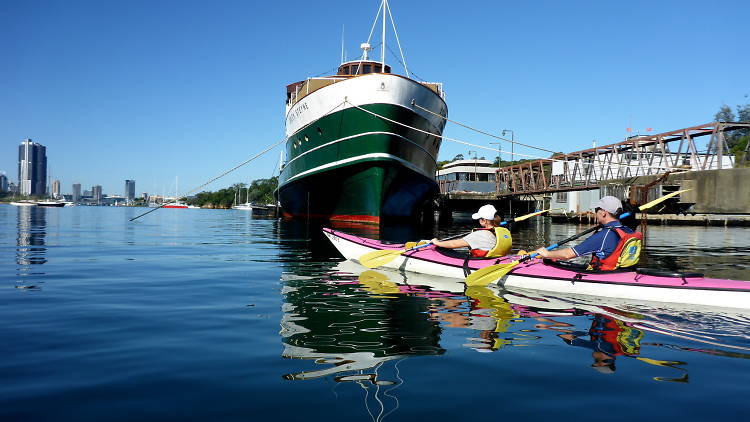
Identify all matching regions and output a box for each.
[465,189,691,287]
[359,209,550,269]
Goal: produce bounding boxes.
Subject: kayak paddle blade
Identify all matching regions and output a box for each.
[465,261,519,287]
[512,209,549,222]
[638,189,691,211]
[358,249,405,268]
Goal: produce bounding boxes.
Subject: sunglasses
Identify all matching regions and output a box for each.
[594,207,602,213]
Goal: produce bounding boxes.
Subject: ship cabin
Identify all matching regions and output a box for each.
[335,60,391,76]
[286,59,393,106]
[436,159,498,193]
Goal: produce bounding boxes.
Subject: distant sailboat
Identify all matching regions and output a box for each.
[232,184,254,211]
[162,176,198,208]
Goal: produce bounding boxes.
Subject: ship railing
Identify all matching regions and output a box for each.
[287,77,446,107]
[420,82,445,99]
[287,77,349,107]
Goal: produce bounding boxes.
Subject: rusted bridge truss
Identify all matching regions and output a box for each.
[495,122,750,196]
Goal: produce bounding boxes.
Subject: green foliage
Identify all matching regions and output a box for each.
[247,177,278,204]
[731,135,749,166]
[715,105,735,122]
[715,103,750,149]
[188,177,278,208]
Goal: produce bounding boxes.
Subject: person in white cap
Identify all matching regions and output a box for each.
[533,196,636,269]
[431,204,511,257]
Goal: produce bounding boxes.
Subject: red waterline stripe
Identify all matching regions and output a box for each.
[282,211,380,224]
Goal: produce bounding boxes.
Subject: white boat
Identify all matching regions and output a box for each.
[10,201,37,207]
[232,184,254,210]
[232,203,254,211]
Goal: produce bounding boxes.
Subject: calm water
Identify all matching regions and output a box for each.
[2,204,750,422]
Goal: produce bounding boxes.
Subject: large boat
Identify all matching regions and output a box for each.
[275,0,447,224]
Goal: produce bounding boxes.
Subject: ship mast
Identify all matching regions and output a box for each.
[381,0,387,71]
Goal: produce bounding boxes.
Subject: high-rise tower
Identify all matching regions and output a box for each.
[18,139,47,196]
[125,180,135,204]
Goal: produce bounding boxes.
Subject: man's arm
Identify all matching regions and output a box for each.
[533,246,576,260]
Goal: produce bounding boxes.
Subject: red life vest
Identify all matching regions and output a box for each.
[589,226,643,271]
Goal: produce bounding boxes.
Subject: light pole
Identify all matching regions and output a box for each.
[502,129,514,217]
[502,129,514,164]
[489,142,502,197]
[467,150,478,181]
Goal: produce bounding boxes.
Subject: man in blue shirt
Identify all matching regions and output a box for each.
[534,196,633,262]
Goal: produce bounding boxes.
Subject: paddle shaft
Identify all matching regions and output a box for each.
[527,211,634,259]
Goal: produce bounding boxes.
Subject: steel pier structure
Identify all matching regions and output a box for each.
[495,122,750,196]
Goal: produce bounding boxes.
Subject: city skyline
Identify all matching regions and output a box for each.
[2,1,749,194]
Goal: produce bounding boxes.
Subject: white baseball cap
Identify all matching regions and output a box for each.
[593,196,623,215]
[472,204,497,220]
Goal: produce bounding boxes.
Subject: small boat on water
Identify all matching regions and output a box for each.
[232,203,254,211]
[10,201,37,207]
[36,200,66,207]
[162,203,188,209]
[161,202,199,209]
[322,228,750,310]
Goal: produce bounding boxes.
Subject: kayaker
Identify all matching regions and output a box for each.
[430,204,512,257]
[532,196,640,270]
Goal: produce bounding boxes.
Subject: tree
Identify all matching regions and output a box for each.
[736,104,750,140]
[738,104,750,123]
[452,154,464,161]
[714,104,750,149]
[715,105,735,122]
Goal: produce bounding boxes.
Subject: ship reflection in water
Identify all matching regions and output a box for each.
[16,206,48,286]
[280,257,750,415]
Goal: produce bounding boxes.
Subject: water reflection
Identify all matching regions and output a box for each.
[280,255,750,389]
[279,264,445,381]
[16,206,47,268]
[275,218,750,422]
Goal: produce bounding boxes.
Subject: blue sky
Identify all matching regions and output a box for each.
[2,0,748,196]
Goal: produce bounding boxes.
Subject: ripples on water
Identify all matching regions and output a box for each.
[2,205,750,421]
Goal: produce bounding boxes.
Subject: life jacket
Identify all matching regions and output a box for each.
[469,227,512,258]
[589,225,643,271]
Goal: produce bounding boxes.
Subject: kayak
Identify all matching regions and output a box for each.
[322,228,750,310]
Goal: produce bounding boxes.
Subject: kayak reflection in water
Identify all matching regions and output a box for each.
[428,286,519,352]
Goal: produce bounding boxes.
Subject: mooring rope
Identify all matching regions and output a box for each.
[411,100,558,155]
[130,99,349,221]
[347,99,675,171]
[129,138,285,221]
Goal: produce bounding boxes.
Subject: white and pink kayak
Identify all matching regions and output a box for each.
[322,228,750,310]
